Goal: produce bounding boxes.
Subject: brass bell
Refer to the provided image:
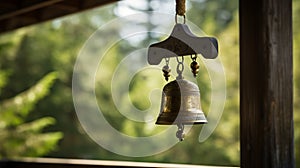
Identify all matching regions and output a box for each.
[156,78,207,125]
[156,79,207,140]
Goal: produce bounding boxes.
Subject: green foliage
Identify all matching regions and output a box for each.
[293,0,300,166]
[0,72,63,158]
[0,70,10,91]
[1,72,57,125]
[187,0,237,35]
[0,0,299,167]
[0,0,239,165]
[0,118,62,157]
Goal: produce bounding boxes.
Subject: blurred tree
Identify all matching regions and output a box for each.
[0,4,119,159]
[187,0,237,35]
[0,71,62,158]
[0,0,299,167]
[0,0,240,165]
[293,0,300,166]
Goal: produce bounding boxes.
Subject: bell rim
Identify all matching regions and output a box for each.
[155,120,208,125]
[155,111,208,125]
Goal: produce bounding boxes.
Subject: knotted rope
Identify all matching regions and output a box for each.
[176,0,186,16]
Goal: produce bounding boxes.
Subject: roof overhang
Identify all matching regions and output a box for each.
[0,0,118,34]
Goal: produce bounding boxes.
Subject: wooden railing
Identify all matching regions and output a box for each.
[0,158,239,168]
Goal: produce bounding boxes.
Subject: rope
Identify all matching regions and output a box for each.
[176,0,186,16]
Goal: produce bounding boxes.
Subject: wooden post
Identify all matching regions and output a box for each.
[240,0,294,167]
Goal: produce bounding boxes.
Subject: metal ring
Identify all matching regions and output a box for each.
[164,57,170,65]
[176,55,184,63]
[176,56,185,74]
[191,54,197,61]
[175,14,186,24]
[176,63,184,73]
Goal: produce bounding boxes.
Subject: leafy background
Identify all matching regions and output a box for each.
[0,0,299,167]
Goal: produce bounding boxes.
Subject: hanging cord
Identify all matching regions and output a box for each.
[176,0,186,16]
[175,0,186,24]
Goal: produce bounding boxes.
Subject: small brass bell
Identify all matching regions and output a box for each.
[156,79,207,141]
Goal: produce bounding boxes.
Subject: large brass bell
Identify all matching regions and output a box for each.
[156,79,207,125]
[156,78,207,140]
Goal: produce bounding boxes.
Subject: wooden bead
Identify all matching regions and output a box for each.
[190,61,199,77]
[162,65,171,81]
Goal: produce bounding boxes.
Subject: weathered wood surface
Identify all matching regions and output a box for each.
[240,0,294,167]
[0,0,118,34]
[0,158,239,168]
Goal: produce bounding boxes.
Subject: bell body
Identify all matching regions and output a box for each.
[156,79,207,125]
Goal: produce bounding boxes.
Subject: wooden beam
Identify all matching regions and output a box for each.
[52,4,78,12]
[0,0,64,21]
[240,0,294,167]
[0,158,239,168]
[0,0,119,34]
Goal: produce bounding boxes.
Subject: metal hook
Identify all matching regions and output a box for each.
[175,14,186,24]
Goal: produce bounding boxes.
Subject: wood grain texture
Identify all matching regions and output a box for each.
[240,0,294,167]
[0,158,238,168]
[0,0,118,34]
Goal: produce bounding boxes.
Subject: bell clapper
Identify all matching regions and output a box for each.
[176,124,185,141]
[190,55,199,77]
